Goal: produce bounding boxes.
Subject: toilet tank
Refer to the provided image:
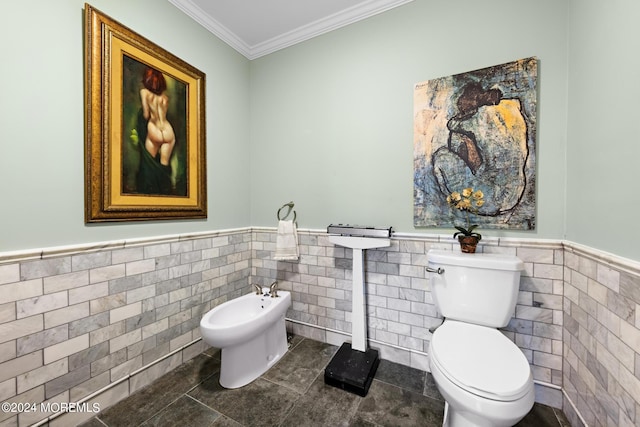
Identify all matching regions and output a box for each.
[427,250,524,328]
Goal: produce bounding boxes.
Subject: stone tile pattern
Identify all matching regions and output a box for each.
[79,336,567,427]
[0,232,252,427]
[252,231,565,404]
[0,227,634,427]
[563,249,640,427]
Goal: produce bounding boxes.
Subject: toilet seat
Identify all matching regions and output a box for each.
[431,320,532,402]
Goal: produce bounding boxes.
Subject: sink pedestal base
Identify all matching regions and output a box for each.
[324,342,379,397]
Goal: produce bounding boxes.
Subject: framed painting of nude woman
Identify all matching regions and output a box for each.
[84,4,206,222]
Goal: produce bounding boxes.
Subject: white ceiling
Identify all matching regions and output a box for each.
[168,0,414,60]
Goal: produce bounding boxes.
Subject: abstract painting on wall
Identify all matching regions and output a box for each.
[413,57,537,230]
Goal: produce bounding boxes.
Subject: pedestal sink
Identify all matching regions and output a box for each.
[323,228,391,396]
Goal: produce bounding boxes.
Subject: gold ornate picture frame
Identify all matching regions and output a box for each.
[84,3,206,222]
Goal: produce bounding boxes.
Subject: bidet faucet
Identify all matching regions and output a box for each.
[269,281,279,298]
[252,284,262,295]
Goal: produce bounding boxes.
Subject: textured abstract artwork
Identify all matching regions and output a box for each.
[413,57,537,229]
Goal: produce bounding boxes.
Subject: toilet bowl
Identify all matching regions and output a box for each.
[200,288,291,388]
[426,250,534,426]
[429,320,534,427]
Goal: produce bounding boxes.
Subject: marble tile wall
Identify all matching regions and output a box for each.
[251,230,565,408]
[2,227,637,426]
[562,245,640,427]
[0,231,252,427]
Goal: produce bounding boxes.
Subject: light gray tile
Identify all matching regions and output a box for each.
[0,264,20,286]
[0,377,16,402]
[388,298,411,312]
[68,282,108,305]
[0,351,42,383]
[171,241,194,254]
[108,275,143,294]
[44,302,89,329]
[597,264,620,293]
[0,279,42,305]
[144,243,171,259]
[0,315,43,345]
[516,305,554,323]
[68,341,110,371]
[142,318,169,340]
[16,358,67,394]
[110,329,141,353]
[112,247,145,265]
[17,324,68,356]
[517,248,555,264]
[20,258,71,281]
[620,271,640,305]
[0,302,16,324]
[90,292,126,314]
[607,290,635,323]
[533,293,563,310]
[44,334,89,364]
[126,259,156,276]
[126,310,156,333]
[89,322,125,347]
[110,302,142,324]
[45,364,90,399]
[72,252,112,271]
[90,264,126,284]
[0,341,16,364]
[90,348,127,377]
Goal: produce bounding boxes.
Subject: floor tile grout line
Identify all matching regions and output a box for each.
[137,353,223,426]
[260,374,306,396]
[136,393,187,426]
[92,416,109,427]
[181,361,250,426]
[81,335,567,427]
[184,394,245,426]
[273,383,306,427]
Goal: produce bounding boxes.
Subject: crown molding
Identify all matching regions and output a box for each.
[248,0,414,59]
[167,0,253,57]
[168,0,414,60]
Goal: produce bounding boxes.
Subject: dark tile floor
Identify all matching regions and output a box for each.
[80,336,570,427]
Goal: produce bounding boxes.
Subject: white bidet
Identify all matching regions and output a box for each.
[200,288,291,388]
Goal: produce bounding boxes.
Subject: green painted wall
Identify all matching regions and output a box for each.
[2,0,637,262]
[249,0,569,242]
[566,0,640,260]
[0,0,251,252]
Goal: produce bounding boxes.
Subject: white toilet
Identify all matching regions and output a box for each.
[426,250,534,427]
[200,287,291,388]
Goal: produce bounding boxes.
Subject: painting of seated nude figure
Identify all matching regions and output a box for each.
[121,55,188,197]
[413,57,537,230]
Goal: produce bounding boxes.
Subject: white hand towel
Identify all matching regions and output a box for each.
[274,220,299,261]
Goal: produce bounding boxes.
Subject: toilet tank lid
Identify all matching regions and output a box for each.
[427,250,523,271]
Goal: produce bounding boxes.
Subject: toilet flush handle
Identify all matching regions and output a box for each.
[425,267,445,274]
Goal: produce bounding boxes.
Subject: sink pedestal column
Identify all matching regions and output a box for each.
[324,235,391,396]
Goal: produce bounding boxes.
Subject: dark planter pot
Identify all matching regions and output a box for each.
[458,235,479,253]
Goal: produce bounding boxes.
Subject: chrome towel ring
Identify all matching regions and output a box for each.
[277,201,296,223]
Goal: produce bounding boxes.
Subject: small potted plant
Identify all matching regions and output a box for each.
[446,188,484,253]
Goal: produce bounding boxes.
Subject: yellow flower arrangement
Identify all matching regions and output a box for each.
[446,188,484,240]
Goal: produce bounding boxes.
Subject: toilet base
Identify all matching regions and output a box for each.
[324,342,379,397]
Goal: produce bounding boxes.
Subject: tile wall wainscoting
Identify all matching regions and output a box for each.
[0,230,253,426]
[0,227,637,426]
